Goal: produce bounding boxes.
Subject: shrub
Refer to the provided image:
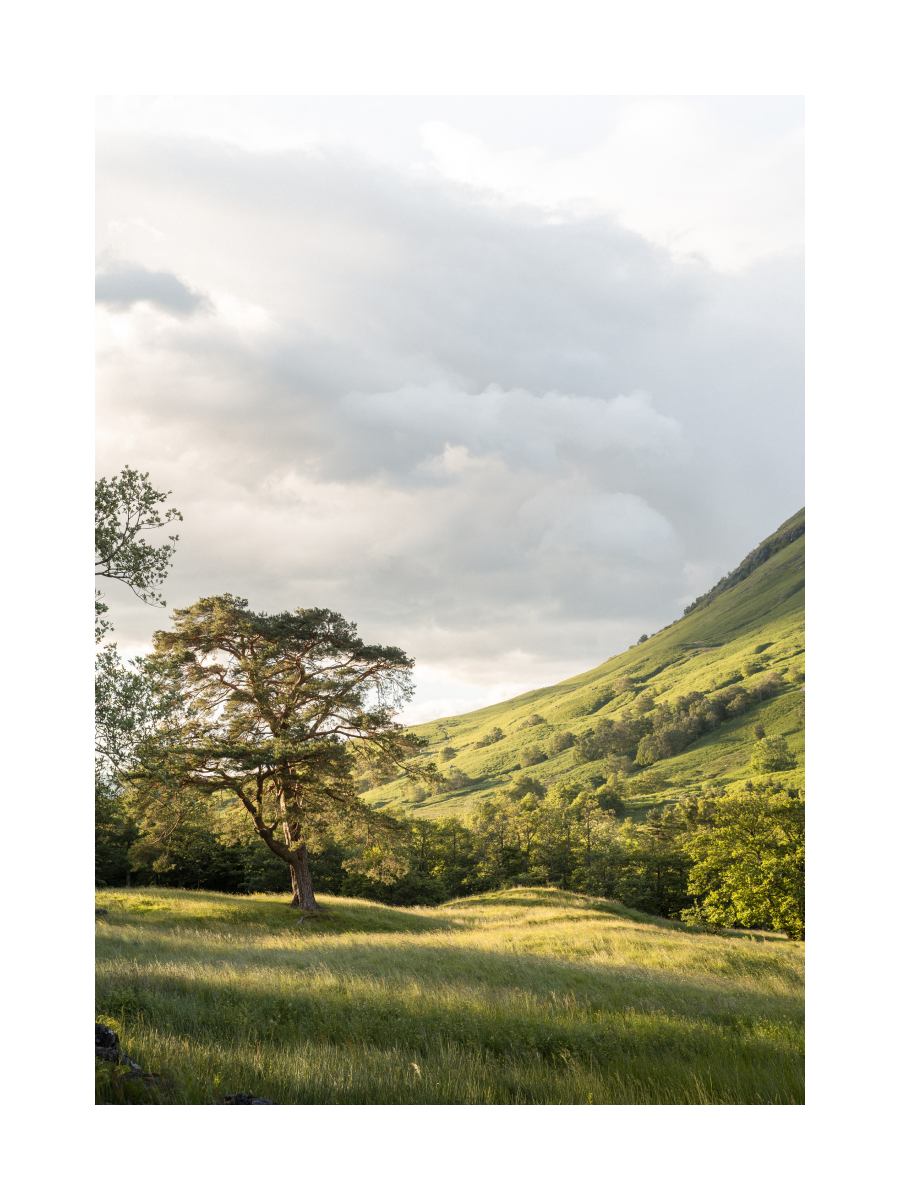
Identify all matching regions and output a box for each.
[439,746,457,761]
[626,771,668,797]
[595,784,624,815]
[518,714,546,729]
[475,726,505,748]
[573,734,602,764]
[750,735,796,773]
[520,746,548,768]
[614,675,632,695]
[741,657,765,679]
[547,730,575,755]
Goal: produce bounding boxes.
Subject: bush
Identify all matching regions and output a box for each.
[573,734,602,764]
[750,735,796,773]
[614,675,632,695]
[518,714,546,729]
[475,726,505,748]
[626,771,668,797]
[547,730,575,755]
[741,657,765,678]
[595,784,624,816]
[439,746,457,761]
[520,746,548,768]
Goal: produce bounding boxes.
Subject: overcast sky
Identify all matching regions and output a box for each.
[95,95,804,722]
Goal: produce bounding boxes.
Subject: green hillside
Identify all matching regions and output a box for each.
[367,509,805,821]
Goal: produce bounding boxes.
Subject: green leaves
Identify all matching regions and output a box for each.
[682,786,805,939]
[95,466,182,639]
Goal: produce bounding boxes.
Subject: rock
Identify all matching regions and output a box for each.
[218,1093,276,1105]
[95,908,108,917]
[95,1023,120,1063]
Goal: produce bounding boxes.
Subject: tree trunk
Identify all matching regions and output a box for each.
[289,843,321,910]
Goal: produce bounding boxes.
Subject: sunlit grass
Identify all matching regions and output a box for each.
[96,886,803,1105]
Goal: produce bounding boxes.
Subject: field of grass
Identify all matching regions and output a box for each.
[96,886,804,1105]
[366,510,805,820]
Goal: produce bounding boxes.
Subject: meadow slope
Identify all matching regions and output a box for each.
[96,886,804,1105]
[366,509,805,820]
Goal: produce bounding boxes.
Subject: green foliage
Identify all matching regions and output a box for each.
[547,730,575,755]
[439,746,457,761]
[750,735,796,773]
[131,594,433,906]
[474,726,505,748]
[95,466,182,641]
[519,746,548,768]
[517,714,546,729]
[626,770,668,797]
[681,786,804,939]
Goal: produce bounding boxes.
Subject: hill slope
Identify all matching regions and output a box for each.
[366,509,805,820]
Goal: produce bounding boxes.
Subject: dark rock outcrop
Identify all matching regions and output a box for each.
[95,1023,120,1063]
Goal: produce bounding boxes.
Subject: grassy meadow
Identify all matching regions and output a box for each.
[96,886,804,1105]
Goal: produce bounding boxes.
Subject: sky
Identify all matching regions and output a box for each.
[95,95,804,723]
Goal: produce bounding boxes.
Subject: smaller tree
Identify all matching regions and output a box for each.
[439,745,457,761]
[518,713,546,729]
[475,726,505,748]
[547,730,575,755]
[750,735,796,773]
[520,746,548,768]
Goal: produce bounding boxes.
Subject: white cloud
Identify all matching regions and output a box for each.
[420,98,803,271]
[95,102,803,704]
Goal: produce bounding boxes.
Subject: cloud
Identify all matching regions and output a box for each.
[95,262,209,314]
[420,98,804,272]
[94,112,803,717]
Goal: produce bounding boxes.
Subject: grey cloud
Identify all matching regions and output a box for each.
[95,132,803,684]
[95,262,209,314]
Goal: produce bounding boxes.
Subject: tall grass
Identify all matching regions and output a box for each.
[96,886,803,1105]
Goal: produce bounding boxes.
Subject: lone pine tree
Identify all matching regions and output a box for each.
[135,595,433,909]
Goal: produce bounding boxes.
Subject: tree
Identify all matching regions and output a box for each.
[132,594,434,909]
[475,726,505,748]
[750,735,796,773]
[547,729,575,755]
[520,746,548,768]
[95,466,183,641]
[681,786,804,939]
